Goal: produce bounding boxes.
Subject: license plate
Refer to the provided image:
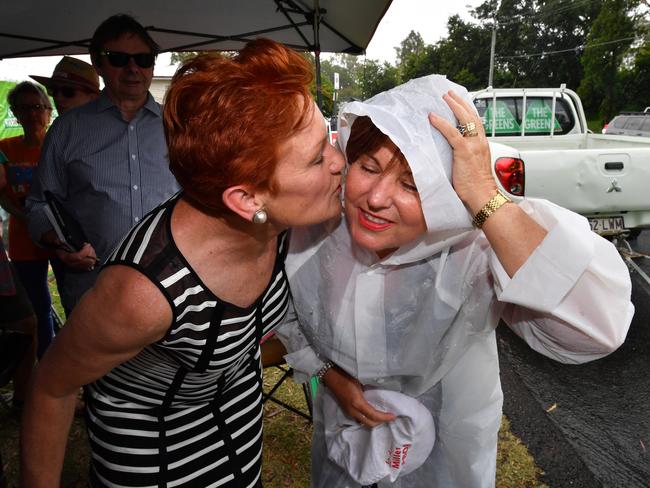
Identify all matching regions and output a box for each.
[588,216,625,233]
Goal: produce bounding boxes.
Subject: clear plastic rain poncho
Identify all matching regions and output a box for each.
[284,76,491,397]
[277,75,633,488]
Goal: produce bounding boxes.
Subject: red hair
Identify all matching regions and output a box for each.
[164,38,314,211]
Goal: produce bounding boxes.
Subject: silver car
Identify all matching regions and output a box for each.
[603,108,650,137]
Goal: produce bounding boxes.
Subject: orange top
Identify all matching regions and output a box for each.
[0,136,52,261]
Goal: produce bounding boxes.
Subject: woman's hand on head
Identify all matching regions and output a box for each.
[428,90,497,215]
[323,365,396,427]
[430,91,548,274]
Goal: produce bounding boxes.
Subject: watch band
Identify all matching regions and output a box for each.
[472,189,512,228]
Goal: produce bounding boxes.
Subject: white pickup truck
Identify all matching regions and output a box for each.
[472,86,650,238]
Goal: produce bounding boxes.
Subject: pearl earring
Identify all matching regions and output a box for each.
[252,208,268,224]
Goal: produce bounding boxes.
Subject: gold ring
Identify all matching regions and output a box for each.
[457,121,476,136]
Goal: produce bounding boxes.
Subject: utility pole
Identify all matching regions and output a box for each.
[488,21,496,88]
[488,0,500,88]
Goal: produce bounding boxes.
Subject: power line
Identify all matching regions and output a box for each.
[493,0,594,27]
[496,35,641,60]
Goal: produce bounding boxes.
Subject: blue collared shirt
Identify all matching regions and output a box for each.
[27,90,179,307]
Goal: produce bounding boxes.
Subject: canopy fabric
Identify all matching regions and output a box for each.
[0,0,392,59]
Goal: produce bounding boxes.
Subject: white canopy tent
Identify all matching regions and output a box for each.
[0,0,393,107]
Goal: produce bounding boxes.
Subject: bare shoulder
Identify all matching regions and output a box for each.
[71,264,173,351]
[34,265,174,393]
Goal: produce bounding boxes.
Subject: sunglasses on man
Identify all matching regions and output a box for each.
[47,86,88,98]
[99,50,156,69]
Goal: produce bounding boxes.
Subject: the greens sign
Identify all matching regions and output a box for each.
[0,81,23,140]
[522,99,562,133]
[481,100,521,134]
[480,97,562,135]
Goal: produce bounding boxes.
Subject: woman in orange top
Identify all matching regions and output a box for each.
[0,81,54,358]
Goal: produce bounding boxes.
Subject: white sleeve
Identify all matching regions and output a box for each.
[491,198,633,363]
[274,298,327,383]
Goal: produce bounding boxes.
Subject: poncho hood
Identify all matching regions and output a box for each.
[337,75,476,264]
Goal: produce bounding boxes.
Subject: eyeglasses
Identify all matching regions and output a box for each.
[47,86,80,98]
[99,50,156,68]
[13,104,52,112]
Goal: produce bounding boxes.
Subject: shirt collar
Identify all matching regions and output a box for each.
[96,90,161,117]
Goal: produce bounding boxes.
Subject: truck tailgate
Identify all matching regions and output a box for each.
[519,147,650,213]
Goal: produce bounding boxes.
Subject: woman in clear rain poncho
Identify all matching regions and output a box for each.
[275,75,633,488]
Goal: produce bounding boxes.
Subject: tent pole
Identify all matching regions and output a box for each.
[312,0,323,110]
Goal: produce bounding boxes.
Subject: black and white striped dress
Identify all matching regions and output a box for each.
[86,195,290,487]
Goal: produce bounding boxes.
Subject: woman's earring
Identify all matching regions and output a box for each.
[252,207,268,224]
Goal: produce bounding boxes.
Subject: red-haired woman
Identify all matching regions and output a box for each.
[22,39,344,488]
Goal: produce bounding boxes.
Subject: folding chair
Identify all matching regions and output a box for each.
[51,303,65,334]
[261,334,314,422]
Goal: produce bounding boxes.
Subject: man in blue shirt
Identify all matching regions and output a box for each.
[27,14,179,314]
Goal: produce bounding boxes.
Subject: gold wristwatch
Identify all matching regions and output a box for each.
[472,189,512,228]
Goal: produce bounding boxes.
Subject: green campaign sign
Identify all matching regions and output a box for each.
[521,99,561,133]
[481,100,521,134]
[0,80,24,140]
[481,98,562,135]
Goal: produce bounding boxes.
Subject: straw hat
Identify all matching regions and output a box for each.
[31,56,100,94]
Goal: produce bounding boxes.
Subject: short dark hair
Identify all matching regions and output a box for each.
[346,116,407,170]
[89,14,159,65]
[8,81,51,110]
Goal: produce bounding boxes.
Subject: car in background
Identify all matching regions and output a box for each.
[602,108,650,137]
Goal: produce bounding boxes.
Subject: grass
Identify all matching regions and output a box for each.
[260,370,548,488]
[0,271,548,487]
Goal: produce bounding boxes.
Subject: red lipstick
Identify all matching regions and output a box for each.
[358,208,392,231]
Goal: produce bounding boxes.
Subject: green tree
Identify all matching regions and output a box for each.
[433,15,492,90]
[317,54,365,119]
[170,52,201,65]
[620,15,650,110]
[303,53,335,117]
[399,43,441,83]
[357,59,400,99]
[627,39,650,110]
[532,0,603,88]
[395,31,426,69]
[471,0,604,89]
[328,54,364,102]
[578,0,638,120]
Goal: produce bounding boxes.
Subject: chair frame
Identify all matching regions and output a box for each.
[262,362,313,422]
